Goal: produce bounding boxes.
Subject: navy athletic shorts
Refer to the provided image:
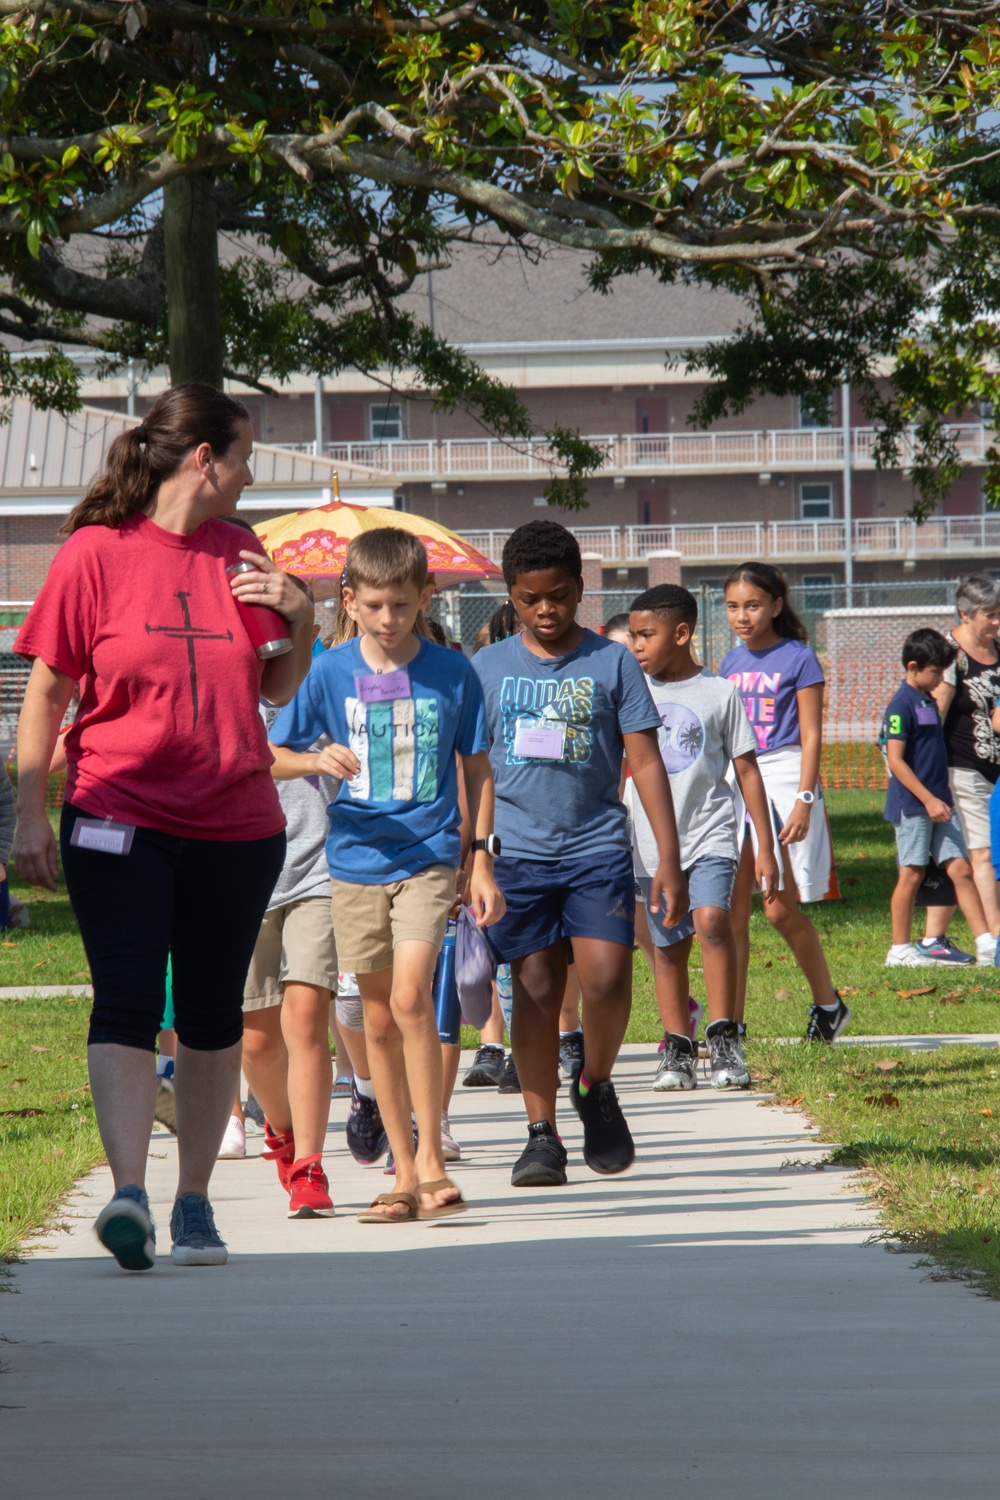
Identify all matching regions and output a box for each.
[486,848,636,964]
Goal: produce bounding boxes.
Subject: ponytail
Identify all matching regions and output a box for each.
[61,382,250,535]
[723,561,809,642]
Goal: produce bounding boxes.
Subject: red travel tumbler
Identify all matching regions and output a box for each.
[225,561,294,660]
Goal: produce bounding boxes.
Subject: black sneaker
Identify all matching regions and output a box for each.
[569,1071,635,1174]
[511,1121,568,1187]
[804,992,852,1044]
[94,1184,156,1271]
[652,1033,697,1092]
[346,1082,389,1164]
[497,1054,522,1093]
[706,1020,751,1089]
[244,1092,265,1128]
[558,1030,584,1084]
[462,1044,506,1088]
[170,1192,228,1266]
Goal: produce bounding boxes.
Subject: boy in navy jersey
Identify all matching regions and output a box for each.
[882,629,991,967]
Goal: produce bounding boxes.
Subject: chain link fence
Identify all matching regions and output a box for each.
[434,579,961,789]
[2,579,962,792]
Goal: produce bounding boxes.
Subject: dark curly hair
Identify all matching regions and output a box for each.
[501,520,582,590]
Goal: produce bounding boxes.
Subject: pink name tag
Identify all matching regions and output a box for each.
[356,669,411,703]
[513,718,567,761]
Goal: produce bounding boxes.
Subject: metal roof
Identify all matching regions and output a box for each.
[0,400,381,494]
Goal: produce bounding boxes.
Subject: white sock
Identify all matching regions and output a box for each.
[888,943,913,956]
[559,1027,583,1039]
[975,932,994,949]
[817,1001,840,1012]
[353,1073,375,1100]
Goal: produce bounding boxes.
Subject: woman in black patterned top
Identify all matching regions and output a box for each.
[921,574,1000,961]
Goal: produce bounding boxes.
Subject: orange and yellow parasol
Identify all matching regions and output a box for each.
[253,500,502,588]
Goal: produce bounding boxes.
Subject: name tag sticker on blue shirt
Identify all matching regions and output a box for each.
[69,817,135,856]
[513,718,567,761]
[356,668,411,704]
[915,705,939,725]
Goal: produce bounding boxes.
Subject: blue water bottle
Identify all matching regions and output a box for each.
[496,963,513,1033]
[433,921,461,1044]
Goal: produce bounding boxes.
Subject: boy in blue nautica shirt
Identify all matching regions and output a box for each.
[882,628,990,968]
[270,528,504,1223]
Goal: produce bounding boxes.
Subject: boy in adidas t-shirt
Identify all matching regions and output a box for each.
[473,521,686,1189]
[628,585,779,1092]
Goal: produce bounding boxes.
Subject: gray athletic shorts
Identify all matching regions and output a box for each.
[893,810,967,869]
[639,855,738,949]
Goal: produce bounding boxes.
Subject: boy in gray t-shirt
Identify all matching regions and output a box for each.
[629,585,779,1093]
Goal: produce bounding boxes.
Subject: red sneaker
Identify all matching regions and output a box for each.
[287,1156,335,1219]
[262,1120,296,1194]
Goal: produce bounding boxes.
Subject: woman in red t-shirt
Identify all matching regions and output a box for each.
[13,383,313,1272]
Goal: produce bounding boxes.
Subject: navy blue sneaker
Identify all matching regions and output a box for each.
[170,1192,228,1266]
[94,1184,156,1271]
[569,1071,635,1174]
[804,993,853,1044]
[346,1083,389,1165]
[915,936,975,966]
[511,1121,568,1187]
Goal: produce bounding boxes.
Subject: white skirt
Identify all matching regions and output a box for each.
[734,746,832,904]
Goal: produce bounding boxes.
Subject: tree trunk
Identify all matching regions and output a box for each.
[162,173,223,388]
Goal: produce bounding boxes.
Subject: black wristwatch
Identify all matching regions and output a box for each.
[472,835,501,856]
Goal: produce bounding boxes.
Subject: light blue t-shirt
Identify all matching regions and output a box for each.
[472,630,661,861]
[270,637,489,885]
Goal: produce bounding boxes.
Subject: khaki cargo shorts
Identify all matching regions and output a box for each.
[243,894,339,1012]
[330,863,455,975]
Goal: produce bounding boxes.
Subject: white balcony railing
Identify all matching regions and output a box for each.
[454,514,1000,565]
[278,422,995,480]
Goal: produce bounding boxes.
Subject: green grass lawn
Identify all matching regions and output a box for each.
[627,788,1000,1043]
[5,788,1000,1285]
[0,994,100,1260]
[749,1041,1000,1296]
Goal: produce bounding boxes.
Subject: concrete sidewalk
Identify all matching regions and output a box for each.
[3,1043,999,1498]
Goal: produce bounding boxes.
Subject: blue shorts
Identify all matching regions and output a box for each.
[486,849,636,964]
[894,810,967,869]
[639,855,737,949]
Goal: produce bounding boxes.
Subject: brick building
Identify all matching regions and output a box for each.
[3,246,996,597]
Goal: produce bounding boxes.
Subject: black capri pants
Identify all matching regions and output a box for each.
[61,803,286,1053]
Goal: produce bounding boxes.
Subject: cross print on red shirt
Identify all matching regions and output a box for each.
[146,591,234,731]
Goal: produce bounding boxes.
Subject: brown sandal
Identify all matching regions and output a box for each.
[356,1192,418,1224]
[417,1178,468,1220]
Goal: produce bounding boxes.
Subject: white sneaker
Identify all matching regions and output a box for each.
[976,936,998,968]
[885,944,936,967]
[440,1111,461,1163]
[218,1115,246,1159]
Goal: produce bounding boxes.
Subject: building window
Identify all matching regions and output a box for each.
[369,403,402,441]
[800,482,833,519]
[798,394,832,429]
[532,495,550,508]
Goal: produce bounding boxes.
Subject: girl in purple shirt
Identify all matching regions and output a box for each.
[719,562,848,1046]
